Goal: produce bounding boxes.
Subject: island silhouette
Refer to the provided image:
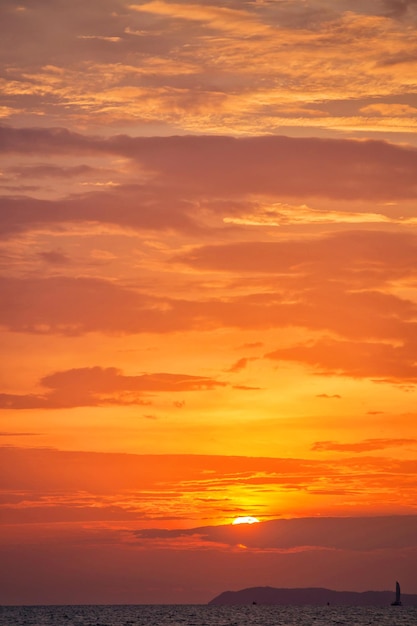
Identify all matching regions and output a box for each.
[209,583,417,606]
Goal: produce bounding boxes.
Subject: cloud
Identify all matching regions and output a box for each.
[38,250,71,265]
[0,125,97,155]
[3,446,417,503]
[360,102,417,116]
[1,228,417,392]
[134,515,417,551]
[227,358,255,373]
[1,1,417,136]
[232,384,262,391]
[255,1,337,30]
[0,186,200,238]
[312,438,417,452]
[177,230,417,279]
[0,366,226,409]
[0,432,39,437]
[2,229,417,381]
[315,394,342,399]
[383,0,417,18]
[109,134,417,201]
[0,275,158,334]
[5,163,112,180]
[265,337,417,382]
[130,1,269,36]
[1,0,417,605]
[77,35,122,42]
[2,128,417,203]
[1,445,417,533]
[222,203,410,227]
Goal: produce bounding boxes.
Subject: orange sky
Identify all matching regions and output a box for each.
[1,0,417,604]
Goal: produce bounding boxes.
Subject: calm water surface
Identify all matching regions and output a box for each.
[1,605,416,626]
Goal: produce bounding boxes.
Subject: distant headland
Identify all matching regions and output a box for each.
[208,586,417,607]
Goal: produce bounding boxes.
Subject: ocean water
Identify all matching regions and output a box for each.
[0,605,416,626]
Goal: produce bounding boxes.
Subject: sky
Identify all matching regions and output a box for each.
[1,0,417,606]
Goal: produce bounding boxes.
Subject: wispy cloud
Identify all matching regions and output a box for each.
[130,1,270,36]
[2,447,417,525]
[312,438,417,452]
[1,2,417,134]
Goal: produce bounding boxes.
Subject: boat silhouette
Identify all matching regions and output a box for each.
[391,581,402,606]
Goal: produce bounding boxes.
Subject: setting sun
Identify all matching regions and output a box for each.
[232,516,260,525]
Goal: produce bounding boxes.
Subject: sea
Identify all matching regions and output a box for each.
[0,605,416,626]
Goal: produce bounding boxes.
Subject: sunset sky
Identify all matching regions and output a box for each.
[1,0,417,605]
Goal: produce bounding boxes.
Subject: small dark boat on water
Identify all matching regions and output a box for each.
[391,581,402,606]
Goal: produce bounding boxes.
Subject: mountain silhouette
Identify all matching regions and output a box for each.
[209,586,417,606]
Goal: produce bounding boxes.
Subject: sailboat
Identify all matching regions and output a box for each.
[391,581,402,606]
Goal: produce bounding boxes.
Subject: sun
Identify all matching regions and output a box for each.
[232,516,260,525]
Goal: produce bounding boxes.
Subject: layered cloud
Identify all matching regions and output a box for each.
[0,366,226,409]
[2,128,417,203]
[0,186,200,237]
[2,228,417,384]
[1,0,417,607]
[1,0,417,135]
[1,446,417,526]
[134,515,417,552]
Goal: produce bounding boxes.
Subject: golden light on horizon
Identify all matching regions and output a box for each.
[232,516,260,525]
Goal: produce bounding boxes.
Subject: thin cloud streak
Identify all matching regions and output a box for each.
[2,447,417,524]
[134,516,417,551]
[312,438,417,452]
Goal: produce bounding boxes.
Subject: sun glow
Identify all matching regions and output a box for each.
[232,516,260,525]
